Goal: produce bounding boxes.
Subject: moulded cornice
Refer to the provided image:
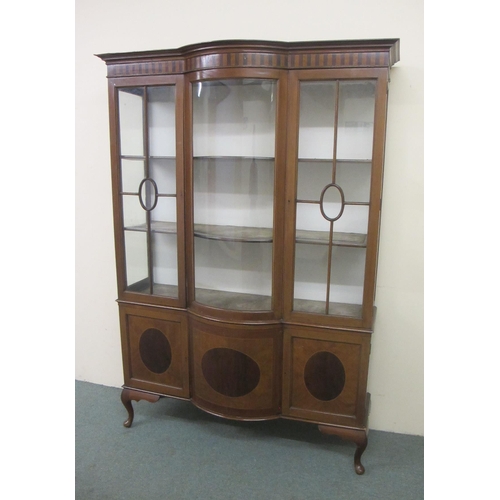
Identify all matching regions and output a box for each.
[96,39,400,78]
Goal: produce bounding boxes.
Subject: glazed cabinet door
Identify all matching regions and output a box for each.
[284,69,389,329]
[186,70,287,320]
[110,76,186,307]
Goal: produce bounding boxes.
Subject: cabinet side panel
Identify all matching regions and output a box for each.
[362,71,389,325]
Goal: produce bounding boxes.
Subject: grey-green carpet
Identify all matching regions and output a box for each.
[76,381,423,499]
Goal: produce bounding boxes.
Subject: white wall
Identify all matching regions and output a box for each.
[76,0,423,435]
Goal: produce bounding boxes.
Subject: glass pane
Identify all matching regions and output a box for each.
[337,81,376,160]
[328,247,366,317]
[332,205,369,234]
[192,79,276,310]
[298,81,336,159]
[152,232,178,297]
[293,243,328,314]
[193,79,276,157]
[150,158,176,195]
[151,196,178,297]
[124,231,148,291]
[151,196,177,227]
[121,159,145,193]
[148,86,176,157]
[297,160,331,201]
[336,161,371,203]
[296,202,329,233]
[194,239,272,310]
[122,194,146,229]
[193,157,274,228]
[118,88,144,156]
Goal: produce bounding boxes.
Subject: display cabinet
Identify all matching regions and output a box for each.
[98,38,399,474]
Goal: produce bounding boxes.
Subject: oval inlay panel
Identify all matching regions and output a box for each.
[139,328,172,374]
[304,351,345,401]
[201,348,260,398]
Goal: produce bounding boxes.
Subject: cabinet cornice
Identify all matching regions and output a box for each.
[96,39,399,78]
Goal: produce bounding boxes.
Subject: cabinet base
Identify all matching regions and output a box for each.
[119,387,370,474]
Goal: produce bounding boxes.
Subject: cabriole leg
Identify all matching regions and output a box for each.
[353,433,368,475]
[318,425,369,475]
[120,387,161,428]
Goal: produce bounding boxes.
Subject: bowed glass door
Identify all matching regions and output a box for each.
[191,78,277,311]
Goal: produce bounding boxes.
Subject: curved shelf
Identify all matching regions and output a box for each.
[124,221,273,242]
[194,224,272,243]
[124,221,177,234]
[120,155,176,160]
[195,287,272,311]
[124,221,367,247]
[194,155,275,162]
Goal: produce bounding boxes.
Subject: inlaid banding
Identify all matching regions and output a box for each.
[101,40,398,77]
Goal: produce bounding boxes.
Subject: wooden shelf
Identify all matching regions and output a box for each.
[193,155,275,162]
[194,224,272,243]
[192,157,369,164]
[126,281,362,318]
[193,156,372,162]
[126,280,179,298]
[120,155,176,162]
[296,229,367,247]
[195,287,272,311]
[293,298,363,319]
[298,158,372,164]
[128,285,363,317]
[124,221,366,247]
[124,221,178,234]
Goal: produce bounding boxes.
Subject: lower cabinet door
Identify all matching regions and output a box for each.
[282,325,371,427]
[119,304,190,398]
[190,315,282,420]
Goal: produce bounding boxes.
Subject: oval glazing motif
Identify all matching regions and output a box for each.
[138,177,159,211]
[139,328,172,374]
[319,183,345,222]
[304,351,345,401]
[201,348,260,398]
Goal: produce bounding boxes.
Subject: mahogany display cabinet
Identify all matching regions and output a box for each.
[97,38,399,475]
